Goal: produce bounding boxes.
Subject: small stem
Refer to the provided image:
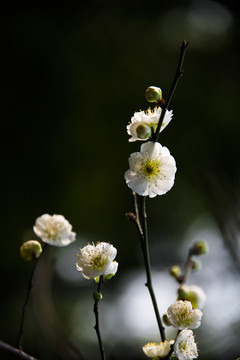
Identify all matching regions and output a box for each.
[180,251,193,285]
[17,244,47,349]
[0,339,39,360]
[132,192,144,239]
[165,330,180,360]
[140,196,166,341]
[152,40,189,143]
[93,276,105,360]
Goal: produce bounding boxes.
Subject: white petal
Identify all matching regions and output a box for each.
[140,141,162,160]
[105,261,118,275]
[160,110,173,132]
[128,152,144,171]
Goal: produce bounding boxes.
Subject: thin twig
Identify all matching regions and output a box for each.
[93,276,105,360]
[129,193,165,340]
[179,250,193,285]
[152,40,189,143]
[0,339,39,360]
[140,196,166,341]
[17,244,47,349]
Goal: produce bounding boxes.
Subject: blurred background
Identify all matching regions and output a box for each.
[1,0,240,359]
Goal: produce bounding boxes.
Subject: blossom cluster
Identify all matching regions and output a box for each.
[125,98,177,198]
[143,300,201,360]
[124,87,204,360]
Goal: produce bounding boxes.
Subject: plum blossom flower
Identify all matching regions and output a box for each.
[124,141,176,198]
[76,242,118,280]
[178,284,207,310]
[174,330,198,360]
[127,107,173,142]
[143,340,174,358]
[166,300,202,330]
[33,214,76,247]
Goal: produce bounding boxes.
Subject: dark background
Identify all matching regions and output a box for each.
[1,1,240,359]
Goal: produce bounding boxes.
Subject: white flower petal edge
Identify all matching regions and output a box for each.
[174,330,198,360]
[127,108,173,142]
[125,141,176,198]
[76,242,118,280]
[143,340,174,358]
[166,300,203,330]
[33,214,76,247]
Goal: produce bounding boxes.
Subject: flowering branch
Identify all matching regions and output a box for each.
[0,339,39,360]
[17,244,47,349]
[152,40,189,143]
[93,276,105,360]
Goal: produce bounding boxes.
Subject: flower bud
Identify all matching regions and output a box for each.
[93,292,103,301]
[191,259,201,271]
[170,265,181,279]
[178,284,207,309]
[125,212,137,221]
[178,285,190,301]
[135,123,152,139]
[191,241,209,256]
[20,240,42,261]
[145,86,162,103]
[162,313,172,327]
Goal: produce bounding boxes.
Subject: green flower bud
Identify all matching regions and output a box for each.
[178,285,190,301]
[191,241,209,256]
[177,284,207,309]
[170,265,181,278]
[135,123,152,139]
[162,313,171,327]
[93,292,103,301]
[20,240,42,261]
[191,259,202,271]
[145,86,162,103]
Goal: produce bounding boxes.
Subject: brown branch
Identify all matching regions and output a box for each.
[0,339,39,360]
[152,40,189,143]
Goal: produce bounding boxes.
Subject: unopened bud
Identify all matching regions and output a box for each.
[162,313,171,327]
[170,265,181,278]
[191,259,201,271]
[20,240,42,261]
[136,123,152,139]
[178,285,190,301]
[145,86,162,103]
[93,292,103,301]
[178,284,207,309]
[191,241,209,256]
[125,212,136,221]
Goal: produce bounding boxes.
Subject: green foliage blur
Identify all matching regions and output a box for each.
[1,1,240,359]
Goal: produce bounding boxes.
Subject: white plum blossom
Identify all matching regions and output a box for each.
[143,340,174,358]
[174,330,198,360]
[33,214,76,247]
[166,300,202,330]
[76,242,118,280]
[127,107,173,142]
[178,284,207,310]
[124,141,176,198]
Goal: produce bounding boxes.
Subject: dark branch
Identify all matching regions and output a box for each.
[93,276,105,360]
[152,40,189,143]
[0,340,39,360]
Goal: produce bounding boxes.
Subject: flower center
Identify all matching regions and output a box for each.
[179,341,187,353]
[91,254,108,269]
[142,160,160,179]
